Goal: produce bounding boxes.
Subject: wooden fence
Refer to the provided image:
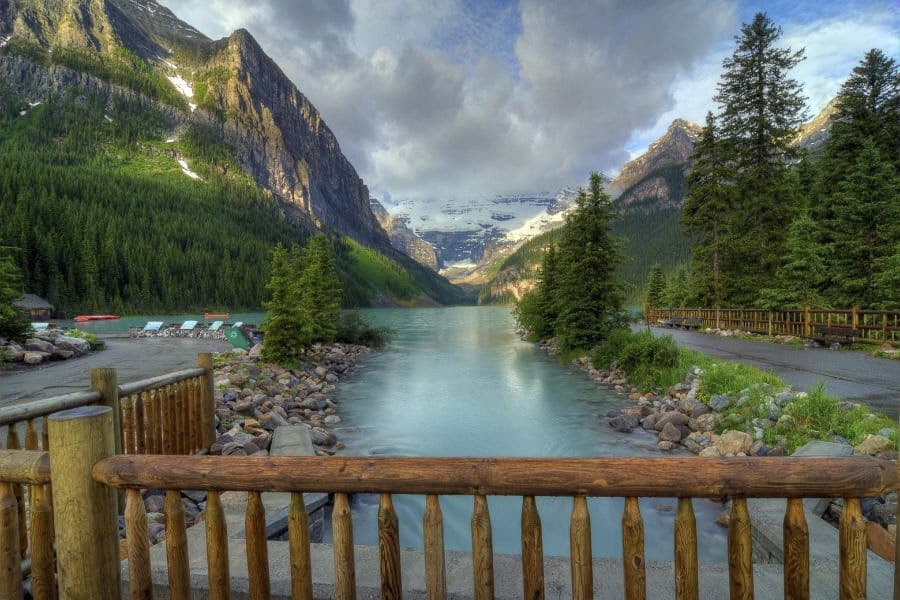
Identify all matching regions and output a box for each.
[92,454,899,600]
[646,306,900,344]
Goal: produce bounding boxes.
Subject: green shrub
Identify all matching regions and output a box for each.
[512,290,548,341]
[592,329,695,391]
[335,311,392,348]
[696,362,783,403]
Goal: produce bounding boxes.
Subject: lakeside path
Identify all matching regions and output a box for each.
[648,326,899,419]
[0,337,231,406]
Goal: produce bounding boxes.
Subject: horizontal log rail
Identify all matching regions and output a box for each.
[0,450,51,485]
[0,391,100,428]
[92,455,898,600]
[648,305,900,344]
[117,367,206,397]
[93,455,898,497]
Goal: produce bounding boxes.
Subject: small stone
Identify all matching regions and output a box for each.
[696,413,720,432]
[655,411,689,431]
[715,511,730,528]
[659,422,682,443]
[182,490,206,503]
[144,495,165,513]
[690,403,710,418]
[709,395,732,411]
[23,351,50,365]
[714,430,753,456]
[853,434,892,456]
[323,415,341,424]
[699,446,721,457]
[608,414,640,433]
[657,440,677,451]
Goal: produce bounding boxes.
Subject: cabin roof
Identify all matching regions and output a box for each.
[13,293,54,310]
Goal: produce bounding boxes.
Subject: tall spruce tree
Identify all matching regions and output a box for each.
[682,112,733,304]
[828,142,900,307]
[714,13,807,302]
[645,264,666,308]
[552,173,626,351]
[262,244,309,363]
[758,215,826,308]
[535,245,561,337]
[0,253,33,341]
[299,234,342,343]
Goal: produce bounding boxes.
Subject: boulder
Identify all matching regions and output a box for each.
[323,414,341,425]
[659,422,682,443]
[792,440,852,457]
[853,434,892,456]
[54,335,90,354]
[655,411,689,431]
[23,351,50,365]
[608,414,640,433]
[690,403,710,418]
[310,427,336,446]
[640,414,658,431]
[714,430,753,456]
[24,338,55,353]
[657,441,677,451]
[699,446,721,457]
[52,349,75,360]
[3,343,25,362]
[708,395,731,411]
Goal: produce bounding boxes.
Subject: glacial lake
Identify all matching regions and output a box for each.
[329,306,727,561]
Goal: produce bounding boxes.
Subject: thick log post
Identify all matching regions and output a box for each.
[198,353,216,448]
[423,494,446,600]
[783,498,809,600]
[471,494,494,600]
[674,498,698,600]
[165,490,190,600]
[520,496,544,600]
[0,481,22,600]
[288,492,311,600]
[246,491,270,600]
[839,498,866,600]
[332,492,356,600]
[622,497,646,600]
[570,495,593,600]
[5,426,26,557]
[727,497,753,600]
[378,494,402,599]
[49,405,120,599]
[124,488,152,600]
[91,369,121,456]
[206,492,231,600]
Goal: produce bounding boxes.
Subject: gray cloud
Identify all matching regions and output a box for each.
[160,0,737,200]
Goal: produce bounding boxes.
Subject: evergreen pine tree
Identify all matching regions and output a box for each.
[828,141,900,307]
[262,244,309,363]
[683,112,733,304]
[645,264,666,307]
[535,245,561,337]
[758,215,826,308]
[0,254,32,341]
[872,244,900,309]
[714,13,807,302]
[662,265,691,308]
[299,234,342,343]
[552,173,626,351]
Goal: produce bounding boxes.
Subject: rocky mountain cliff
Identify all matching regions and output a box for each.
[609,118,702,214]
[370,199,438,269]
[1,0,391,251]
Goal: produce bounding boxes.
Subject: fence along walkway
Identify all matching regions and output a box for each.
[92,453,899,600]
[646,306,900,344]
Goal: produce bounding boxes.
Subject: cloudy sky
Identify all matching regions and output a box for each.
[159,0,899,203]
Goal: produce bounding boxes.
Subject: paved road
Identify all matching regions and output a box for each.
[0,337,231,407]
[648,327,899,418]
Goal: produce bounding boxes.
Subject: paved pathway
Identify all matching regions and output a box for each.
[0,337,231,407]
[648,327,899,418]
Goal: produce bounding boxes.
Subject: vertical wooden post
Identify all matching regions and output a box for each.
[839,498,866,600]
[727,497,753,600]
[124,488,152,600]
[716,305,721,330]
[520,496,544,600]
[30,483,55,600]
[199,353,216,448]
[6,426,26,557]
[206,491,231,600]
[882,311,889,343]
[165,490,190,600]
[570,495,593,600]
[471,494,494,600]
[0,481,22,600]
[246,491,270,600]
[332,492,356,600]
[674,498,698,600]
[423,494,446,600]
[851,306,859,331]
[91,368,121,457]
[48,405,120,600]
[378,494,402,599]
[767,311,773,336]
[783,498,809,600]
[622,497,646,600]
[804,305,811,338]
[288,492,311,600]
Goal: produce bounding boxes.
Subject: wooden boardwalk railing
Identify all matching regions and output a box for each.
[92,454,900,600]
[0,449,54,600]
[647,306,900,344]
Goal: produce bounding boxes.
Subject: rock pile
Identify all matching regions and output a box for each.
[1,330,91,365]
[209,343,368,457]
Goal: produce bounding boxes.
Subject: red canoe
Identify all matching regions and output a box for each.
[73,314,121,322]
[204,312,230,320]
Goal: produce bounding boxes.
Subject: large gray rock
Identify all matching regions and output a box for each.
[2,343,24,362]
[24,338,55,353]
[709,394,732,411]
[792,440,853,457]
[608,414,639,432]
[23,351,50,365]
[659,422,682,443]
[53,335,90,354]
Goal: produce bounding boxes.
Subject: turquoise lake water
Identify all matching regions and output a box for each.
[328,307,727,561]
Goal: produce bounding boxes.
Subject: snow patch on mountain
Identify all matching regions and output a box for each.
[178,158,202,180]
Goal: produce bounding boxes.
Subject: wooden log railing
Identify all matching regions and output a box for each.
[0,449,54,600]
[0,353,215,462]
[647,306,900,344]
[92,455,900,600]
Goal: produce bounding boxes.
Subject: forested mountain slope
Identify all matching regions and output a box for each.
[0,0,464,312]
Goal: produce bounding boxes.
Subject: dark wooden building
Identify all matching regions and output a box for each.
[13,294,54,320]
